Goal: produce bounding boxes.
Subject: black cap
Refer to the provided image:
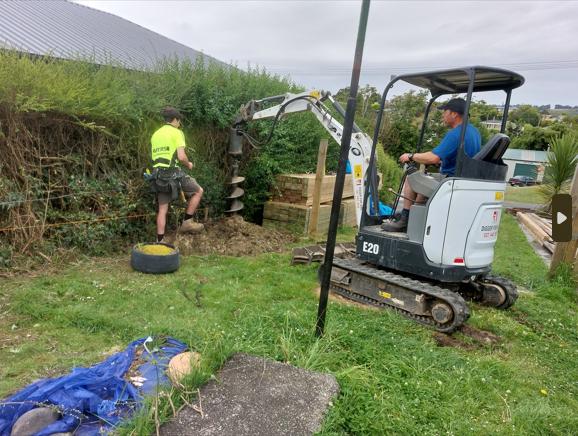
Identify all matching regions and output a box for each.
[161,106,183,122]
[438,98,466,115]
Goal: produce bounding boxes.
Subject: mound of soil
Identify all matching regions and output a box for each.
[168,215,297,256]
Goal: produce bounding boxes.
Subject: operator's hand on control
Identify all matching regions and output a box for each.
[187,161,193,170]
[399,153,412,164]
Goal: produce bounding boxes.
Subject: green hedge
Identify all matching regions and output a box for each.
[0,50,337,262]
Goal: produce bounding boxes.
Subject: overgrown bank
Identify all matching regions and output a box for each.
[0,51,344,268]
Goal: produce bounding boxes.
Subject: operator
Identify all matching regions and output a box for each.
[150,107,204,242]
[381,98,481,232]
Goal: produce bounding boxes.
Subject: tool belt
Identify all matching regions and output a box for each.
[148,167,183,202]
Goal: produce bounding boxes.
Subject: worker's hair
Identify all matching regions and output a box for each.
[161,106,183,122]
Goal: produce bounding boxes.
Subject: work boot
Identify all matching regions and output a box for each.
[179,218,204,234]
[381,214,408,232]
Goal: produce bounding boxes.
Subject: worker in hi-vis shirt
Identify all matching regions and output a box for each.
[150,107,204,241]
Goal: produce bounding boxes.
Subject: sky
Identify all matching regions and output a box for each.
[78,0,578,106]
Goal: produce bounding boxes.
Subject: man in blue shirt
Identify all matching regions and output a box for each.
[382,98,481,232]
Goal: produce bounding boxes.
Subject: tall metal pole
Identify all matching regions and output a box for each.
[316,0,370,337]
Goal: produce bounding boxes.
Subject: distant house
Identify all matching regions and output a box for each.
[0,0,225,71]
[481,120,502,131]
[502,149,548,182]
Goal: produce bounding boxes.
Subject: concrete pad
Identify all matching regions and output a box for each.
[160,353,340,436]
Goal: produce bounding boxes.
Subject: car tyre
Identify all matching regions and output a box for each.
[131,242,180,274]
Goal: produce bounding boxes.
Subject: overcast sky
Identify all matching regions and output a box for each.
[78,0,578,106]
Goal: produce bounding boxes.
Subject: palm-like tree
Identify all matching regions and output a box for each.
[539,133,578,212]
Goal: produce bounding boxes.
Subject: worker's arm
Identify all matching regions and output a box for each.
[177,147,194,170]
[399,151,441,165]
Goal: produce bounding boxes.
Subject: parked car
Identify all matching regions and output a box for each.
[508,175,537,186]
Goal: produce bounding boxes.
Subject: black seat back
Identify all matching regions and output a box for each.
[473,133,510,164]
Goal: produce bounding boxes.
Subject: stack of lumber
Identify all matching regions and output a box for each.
[264,198,357,234]
[264,173,357,234]
[270,174,354,205]
[517,212,554,253]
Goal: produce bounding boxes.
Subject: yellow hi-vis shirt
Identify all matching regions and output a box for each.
[151,124,186,168]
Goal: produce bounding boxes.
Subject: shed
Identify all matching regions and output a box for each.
[502,149,548,182]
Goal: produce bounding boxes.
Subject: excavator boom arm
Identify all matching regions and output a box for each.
[235,90,379,226]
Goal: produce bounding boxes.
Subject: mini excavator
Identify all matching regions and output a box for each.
[232,66,524,333]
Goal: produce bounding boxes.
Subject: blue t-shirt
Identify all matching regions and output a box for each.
[432,123,481,176]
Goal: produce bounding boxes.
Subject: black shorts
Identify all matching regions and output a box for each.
[157,175,201,205]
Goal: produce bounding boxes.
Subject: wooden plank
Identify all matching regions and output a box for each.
[527,213,553,241]
[264,199,355,234]
[272,174,354,205]
[543,241,555,254]
[308,139,328,236]
[518,212,549,244]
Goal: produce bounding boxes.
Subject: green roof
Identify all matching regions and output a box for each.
[503,149,548,163]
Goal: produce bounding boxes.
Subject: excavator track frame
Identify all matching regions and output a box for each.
[330,257,470,333]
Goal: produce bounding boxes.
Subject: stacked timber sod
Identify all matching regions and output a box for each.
[263,174,357,233]
[516,211,555,253]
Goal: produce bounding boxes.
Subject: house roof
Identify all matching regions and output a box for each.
[0,0,225,70]
[503,149,548,163]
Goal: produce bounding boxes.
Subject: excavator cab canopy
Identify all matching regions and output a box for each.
[396,66,524,97]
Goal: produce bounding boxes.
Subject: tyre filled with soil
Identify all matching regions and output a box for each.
[131,242,180,274]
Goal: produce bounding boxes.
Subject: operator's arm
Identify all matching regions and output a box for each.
[399,151,440,165]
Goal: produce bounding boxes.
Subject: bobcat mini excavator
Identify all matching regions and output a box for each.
[232,66,524,333]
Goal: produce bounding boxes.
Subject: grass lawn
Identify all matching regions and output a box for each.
[505,185,545,204]
[1,216,577,435]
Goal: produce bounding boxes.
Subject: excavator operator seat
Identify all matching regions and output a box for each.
[408,133,511,199]
[473,133,510,164]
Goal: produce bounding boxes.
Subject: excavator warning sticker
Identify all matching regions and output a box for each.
[354,164,363,179]
[481,210,500,239]
[379,291,391,299]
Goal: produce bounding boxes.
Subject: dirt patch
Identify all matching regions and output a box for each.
[460,325,500,344]
[125,346,146,382]
[434,325,501,350]
[433,332,475,350]
[167,215,297,256]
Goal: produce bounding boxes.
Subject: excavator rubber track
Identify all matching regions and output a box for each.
[458,274,518,310]
[330,257,470,333]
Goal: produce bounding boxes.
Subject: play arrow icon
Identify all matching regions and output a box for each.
[552,194,572,242]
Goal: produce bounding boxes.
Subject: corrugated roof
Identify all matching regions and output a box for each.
[503,149,548,163]
[0,0,225,70]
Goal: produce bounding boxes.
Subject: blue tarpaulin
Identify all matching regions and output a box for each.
[0,336,187,436]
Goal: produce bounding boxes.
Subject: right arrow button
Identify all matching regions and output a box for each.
[552,194,572,242]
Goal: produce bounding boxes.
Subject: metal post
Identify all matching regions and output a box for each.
[364,80,397,226]
[500,90,512,133]
[316,0,370,337]
[456,69,476,177]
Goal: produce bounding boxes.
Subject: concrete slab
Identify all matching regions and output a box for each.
[160,353,340,436]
